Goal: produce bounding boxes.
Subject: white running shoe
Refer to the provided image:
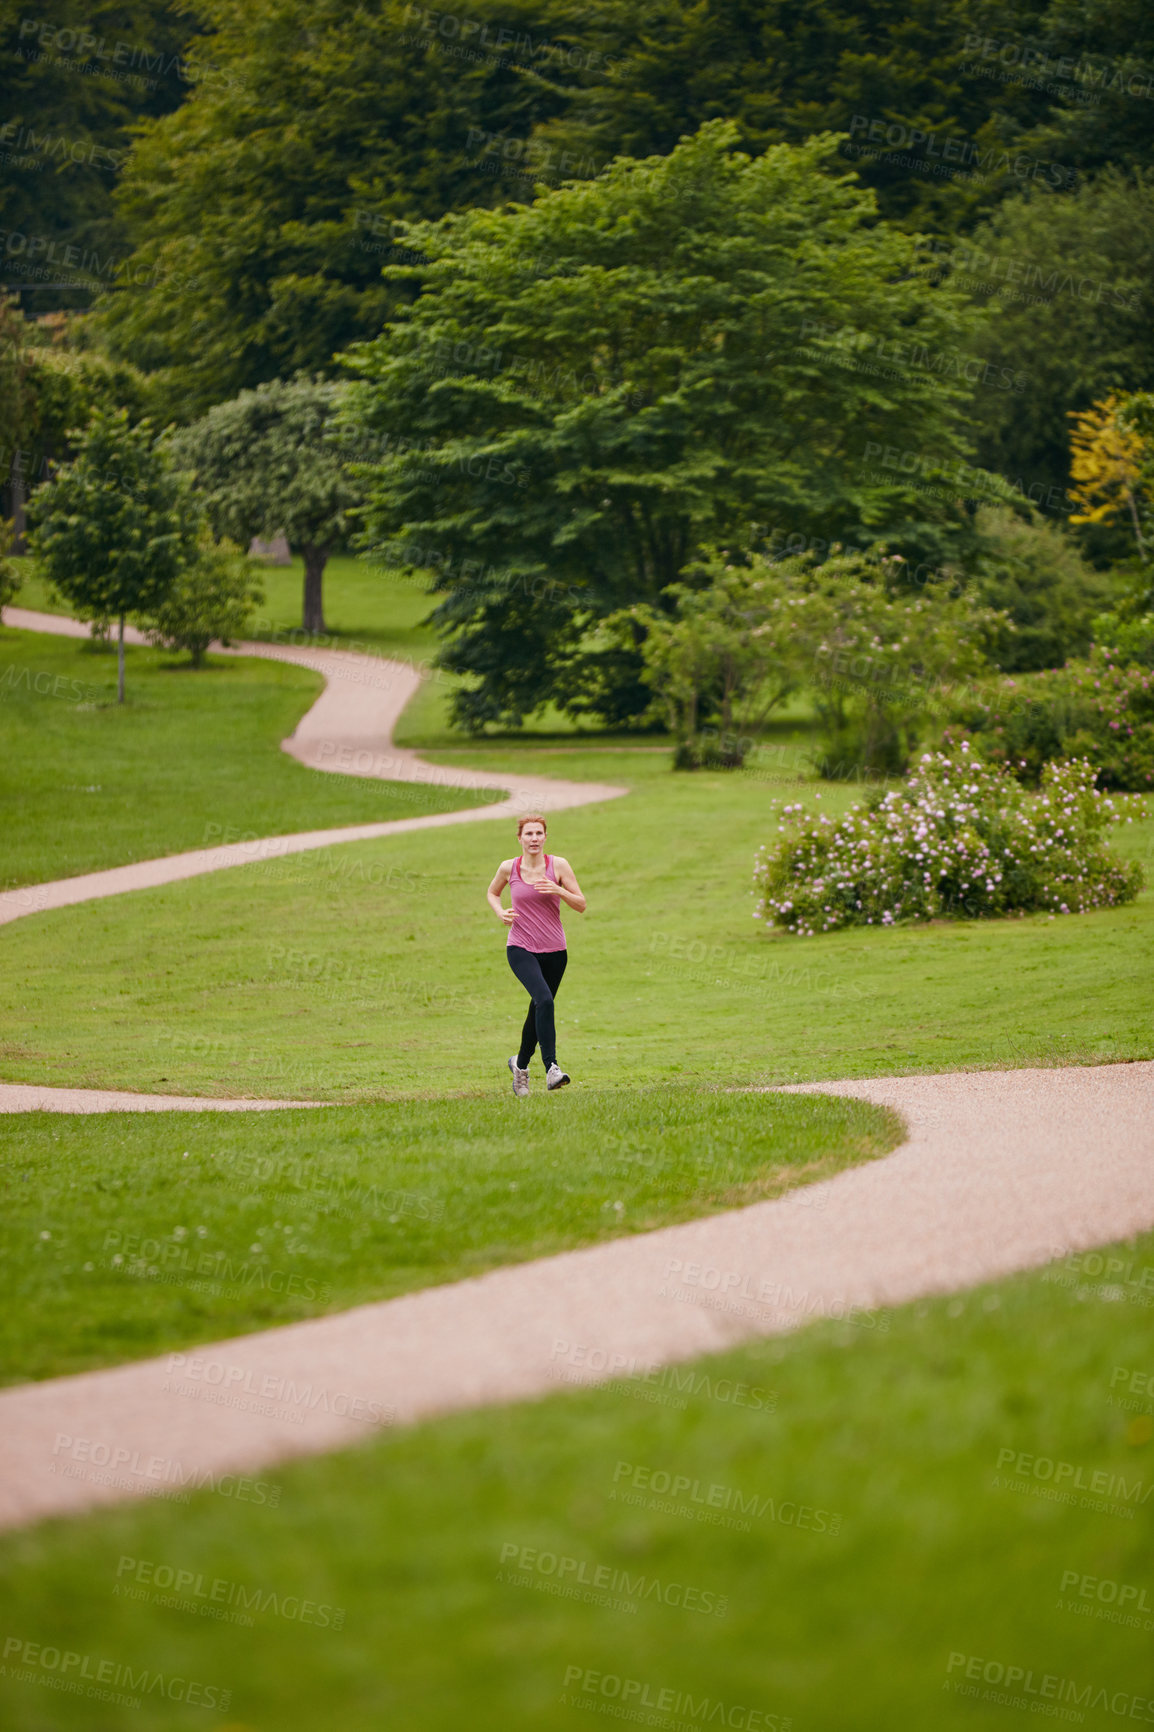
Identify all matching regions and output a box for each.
[508,1056,530,1098]
[546,1063,571,1091]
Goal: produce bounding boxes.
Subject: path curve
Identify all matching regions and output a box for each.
[1,1060,1150,1531]
[0,1082,320,1114]
[0,607,629,929]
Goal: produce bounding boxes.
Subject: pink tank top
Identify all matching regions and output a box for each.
[507,854,566,953]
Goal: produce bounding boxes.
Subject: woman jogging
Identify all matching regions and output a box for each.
[486,814,586,1096]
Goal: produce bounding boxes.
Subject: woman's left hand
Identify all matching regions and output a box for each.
[533,879,565,896]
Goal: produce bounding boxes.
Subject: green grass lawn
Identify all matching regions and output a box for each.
[5,552,1154,1729]
[0,1089,899,1384]
[8,553,433,657]
[2,740,1151,1098]
[0,628,487,888]
[1,1227,1151,1731]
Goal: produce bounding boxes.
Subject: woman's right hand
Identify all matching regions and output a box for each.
[500,907,516,926]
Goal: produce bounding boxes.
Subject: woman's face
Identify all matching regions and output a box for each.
[520,823,546,855]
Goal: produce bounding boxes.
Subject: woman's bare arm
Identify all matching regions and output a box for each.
[486,859,515,926]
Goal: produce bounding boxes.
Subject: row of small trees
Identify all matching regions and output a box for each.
[15,376,360,701]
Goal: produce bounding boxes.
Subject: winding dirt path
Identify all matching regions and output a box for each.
[0,607,628,932]
[0,1060,1150,1530]
[3,610,1152,1534]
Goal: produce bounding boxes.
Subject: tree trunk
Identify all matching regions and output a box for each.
[117,613,126,704]
[301,545,329,634]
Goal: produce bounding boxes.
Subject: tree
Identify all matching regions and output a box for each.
[341,121,992,729]
[96,0,589,413]
[139,534,264,666]
[761,549,999,776]
[971,505,1112,671]
[0,518,21,616]
[961,172,1154,514]
[166,376,362,634]
[0,0,197,318]
[26,407,196,700]
[1067,394,1151,561]
[530,0,1094,235]
[0,299,161,543]
[607,554,799,765]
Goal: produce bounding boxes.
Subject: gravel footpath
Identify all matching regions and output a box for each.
[0,1061,1150,1531]
[0,608,627,930]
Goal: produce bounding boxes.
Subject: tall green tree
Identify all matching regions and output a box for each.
[0,301,159,542]
[27,407,196,700]
[342,122,993,730]
[542,0,1154,233]
[97,0,592,414]
[959,170,1154,510]
[532,0,1073,234]
[0,0,197,314]
[167,377,362,633]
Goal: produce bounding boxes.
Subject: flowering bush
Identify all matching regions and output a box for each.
[943,655,1154,790]
[752,746,1142,936]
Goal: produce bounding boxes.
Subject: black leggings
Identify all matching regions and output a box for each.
[507,946,568,1071]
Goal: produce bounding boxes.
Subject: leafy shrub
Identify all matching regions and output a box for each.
[0,519,21,615]
[616,548,999,775]
[943,657,1154,790]
[139,537,264,667]
[971,506,1111,672]
[1092,611,1154,670]
[752,747,1142,936]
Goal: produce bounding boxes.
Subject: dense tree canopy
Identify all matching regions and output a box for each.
[958,170,1154,509]
[341,123,994,729]
[0,0,196,312]
[97,0,594,413]
[538,0,1154,231]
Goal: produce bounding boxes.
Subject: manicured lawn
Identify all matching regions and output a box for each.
[8,554,433,659]
[1,740,1150,1098]
[0,1089,899,1384]
[1,1228,1150,1730]
[0,629,487,888]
